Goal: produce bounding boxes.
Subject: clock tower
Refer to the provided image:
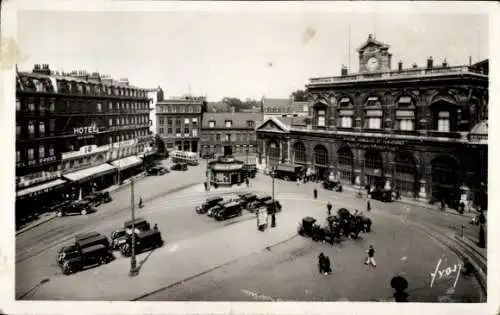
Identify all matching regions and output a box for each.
[357,34,392,73]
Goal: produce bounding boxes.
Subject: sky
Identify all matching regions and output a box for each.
[16,8,488,102]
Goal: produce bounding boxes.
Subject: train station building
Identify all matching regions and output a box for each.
[256,34,488,209]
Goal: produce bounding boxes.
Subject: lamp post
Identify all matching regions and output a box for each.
[129,178,138,277]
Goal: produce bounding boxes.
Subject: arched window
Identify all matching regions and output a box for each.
[293,142,306,164]
[337,147,353,184]
[314,145,328,166]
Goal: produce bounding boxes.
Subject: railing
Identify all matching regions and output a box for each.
[308,66,487,85]
[290,125,486,144]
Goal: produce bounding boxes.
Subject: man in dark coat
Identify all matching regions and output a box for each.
[323,255,332,275]
[314,188,318,199]
[327,201,332,216]
[367,200,371,211]
[271,212,276,228]
[318,253,325,274]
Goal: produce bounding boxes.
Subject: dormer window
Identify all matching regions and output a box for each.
[225,120,232,128]
[209,121,215,128]
[246,120,254,128]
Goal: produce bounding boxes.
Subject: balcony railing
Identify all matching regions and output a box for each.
[289,125,486,144]
[308,65,487,85]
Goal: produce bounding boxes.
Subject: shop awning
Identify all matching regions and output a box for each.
[63,163,117,182]
[17,179,67,198]
[111,156,143,170]
[276,164,299,173]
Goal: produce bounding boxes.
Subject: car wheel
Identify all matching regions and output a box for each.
[62,262,72,275]
[81,209,87,215]
[57,211,63,217]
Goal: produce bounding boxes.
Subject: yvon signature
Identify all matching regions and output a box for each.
[430,258,462,289]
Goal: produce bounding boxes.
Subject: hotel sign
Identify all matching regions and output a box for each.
[74,125,99,136]
[343,136,407,147]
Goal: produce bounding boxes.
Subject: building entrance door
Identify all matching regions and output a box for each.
[224,146,233,156]
[191,141,198,153]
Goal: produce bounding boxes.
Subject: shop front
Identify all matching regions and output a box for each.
[111,155,144,184]
[208,156,245,188]
[15,178,68,226]
[62,163,117,198]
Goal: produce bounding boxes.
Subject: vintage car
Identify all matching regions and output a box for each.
[264,199,282,214]
[57,232,110,265]
[146,166,169,176]
[110,217,151,249]
[83,191,112,206]
[236,192,258,209]
[120,229,164,257]
[201,152,216,160]
[171,162,188,171]
[56,200,97,217]
[323,180,342,191]
[247,194,273,212]
[207,200,234,217]
[297,216,322,241]
[196,196,224,214]
[59,244,113,275]
[214,201,243,221]
[273,164,303,181]
[369,188,393,202]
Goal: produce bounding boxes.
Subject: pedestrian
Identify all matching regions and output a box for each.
[271,212,276,227]
[440,199,446,211]
[367,200,371,212]
[153,223,158,231]
[246,177,249,187]
[313,188,318,199]
[323,255,332,275]
[462,258,474,277]
[318,252,325,274]
[365,245,376,267]
[327,201,332,216]
[296,177,300,185]
[204,181,208,191]
[138,196,143,208]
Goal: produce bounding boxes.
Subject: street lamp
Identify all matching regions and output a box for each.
[129,178,138,277]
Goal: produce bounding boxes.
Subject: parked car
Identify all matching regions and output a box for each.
[196,196,224,214]
[56,200,97,217]
[264,199,282,214]
[59,244,113,275]
[370,188,393,202]
[236,192,258,209]
[207,200,232,217]
[94,191,112,203]
[110,217,152,250]
[146,166,169,176]
[247,194,273,212]
[120,229,164,257]
[214,201,243,221]
[57,232,111,266]
[323,180,342,191]
[171,162,188,171]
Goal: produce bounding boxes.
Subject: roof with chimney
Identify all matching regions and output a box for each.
[202,112,263,129]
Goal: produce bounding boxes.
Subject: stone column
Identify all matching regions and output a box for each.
[286,139,291,164]
[279,140,283,163]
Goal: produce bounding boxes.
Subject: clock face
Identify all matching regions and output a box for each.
[367,57,380,71]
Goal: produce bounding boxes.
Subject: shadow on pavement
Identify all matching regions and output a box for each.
[136,249,156,273]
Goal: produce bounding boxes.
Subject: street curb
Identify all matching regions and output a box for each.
[15,213,57,236]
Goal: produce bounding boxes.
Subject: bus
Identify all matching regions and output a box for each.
[170,150,199,166]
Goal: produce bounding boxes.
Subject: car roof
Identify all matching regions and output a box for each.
[76,234,108,247]
[124,217,147,227]
[207,196,223,202]
[137,230,160,238]
[224,201,241,207]
[75,231,100,242]
[81,244,107,254]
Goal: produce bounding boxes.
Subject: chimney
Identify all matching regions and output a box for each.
[427,56,433,69]
[398,61,403,71]
[341,65,348,76]
[412,63,418,69]
[442,58,448,68]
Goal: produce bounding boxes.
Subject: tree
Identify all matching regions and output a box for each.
[291,89,307,102]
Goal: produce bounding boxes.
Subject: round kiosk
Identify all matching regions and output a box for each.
[207,156,246,188]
